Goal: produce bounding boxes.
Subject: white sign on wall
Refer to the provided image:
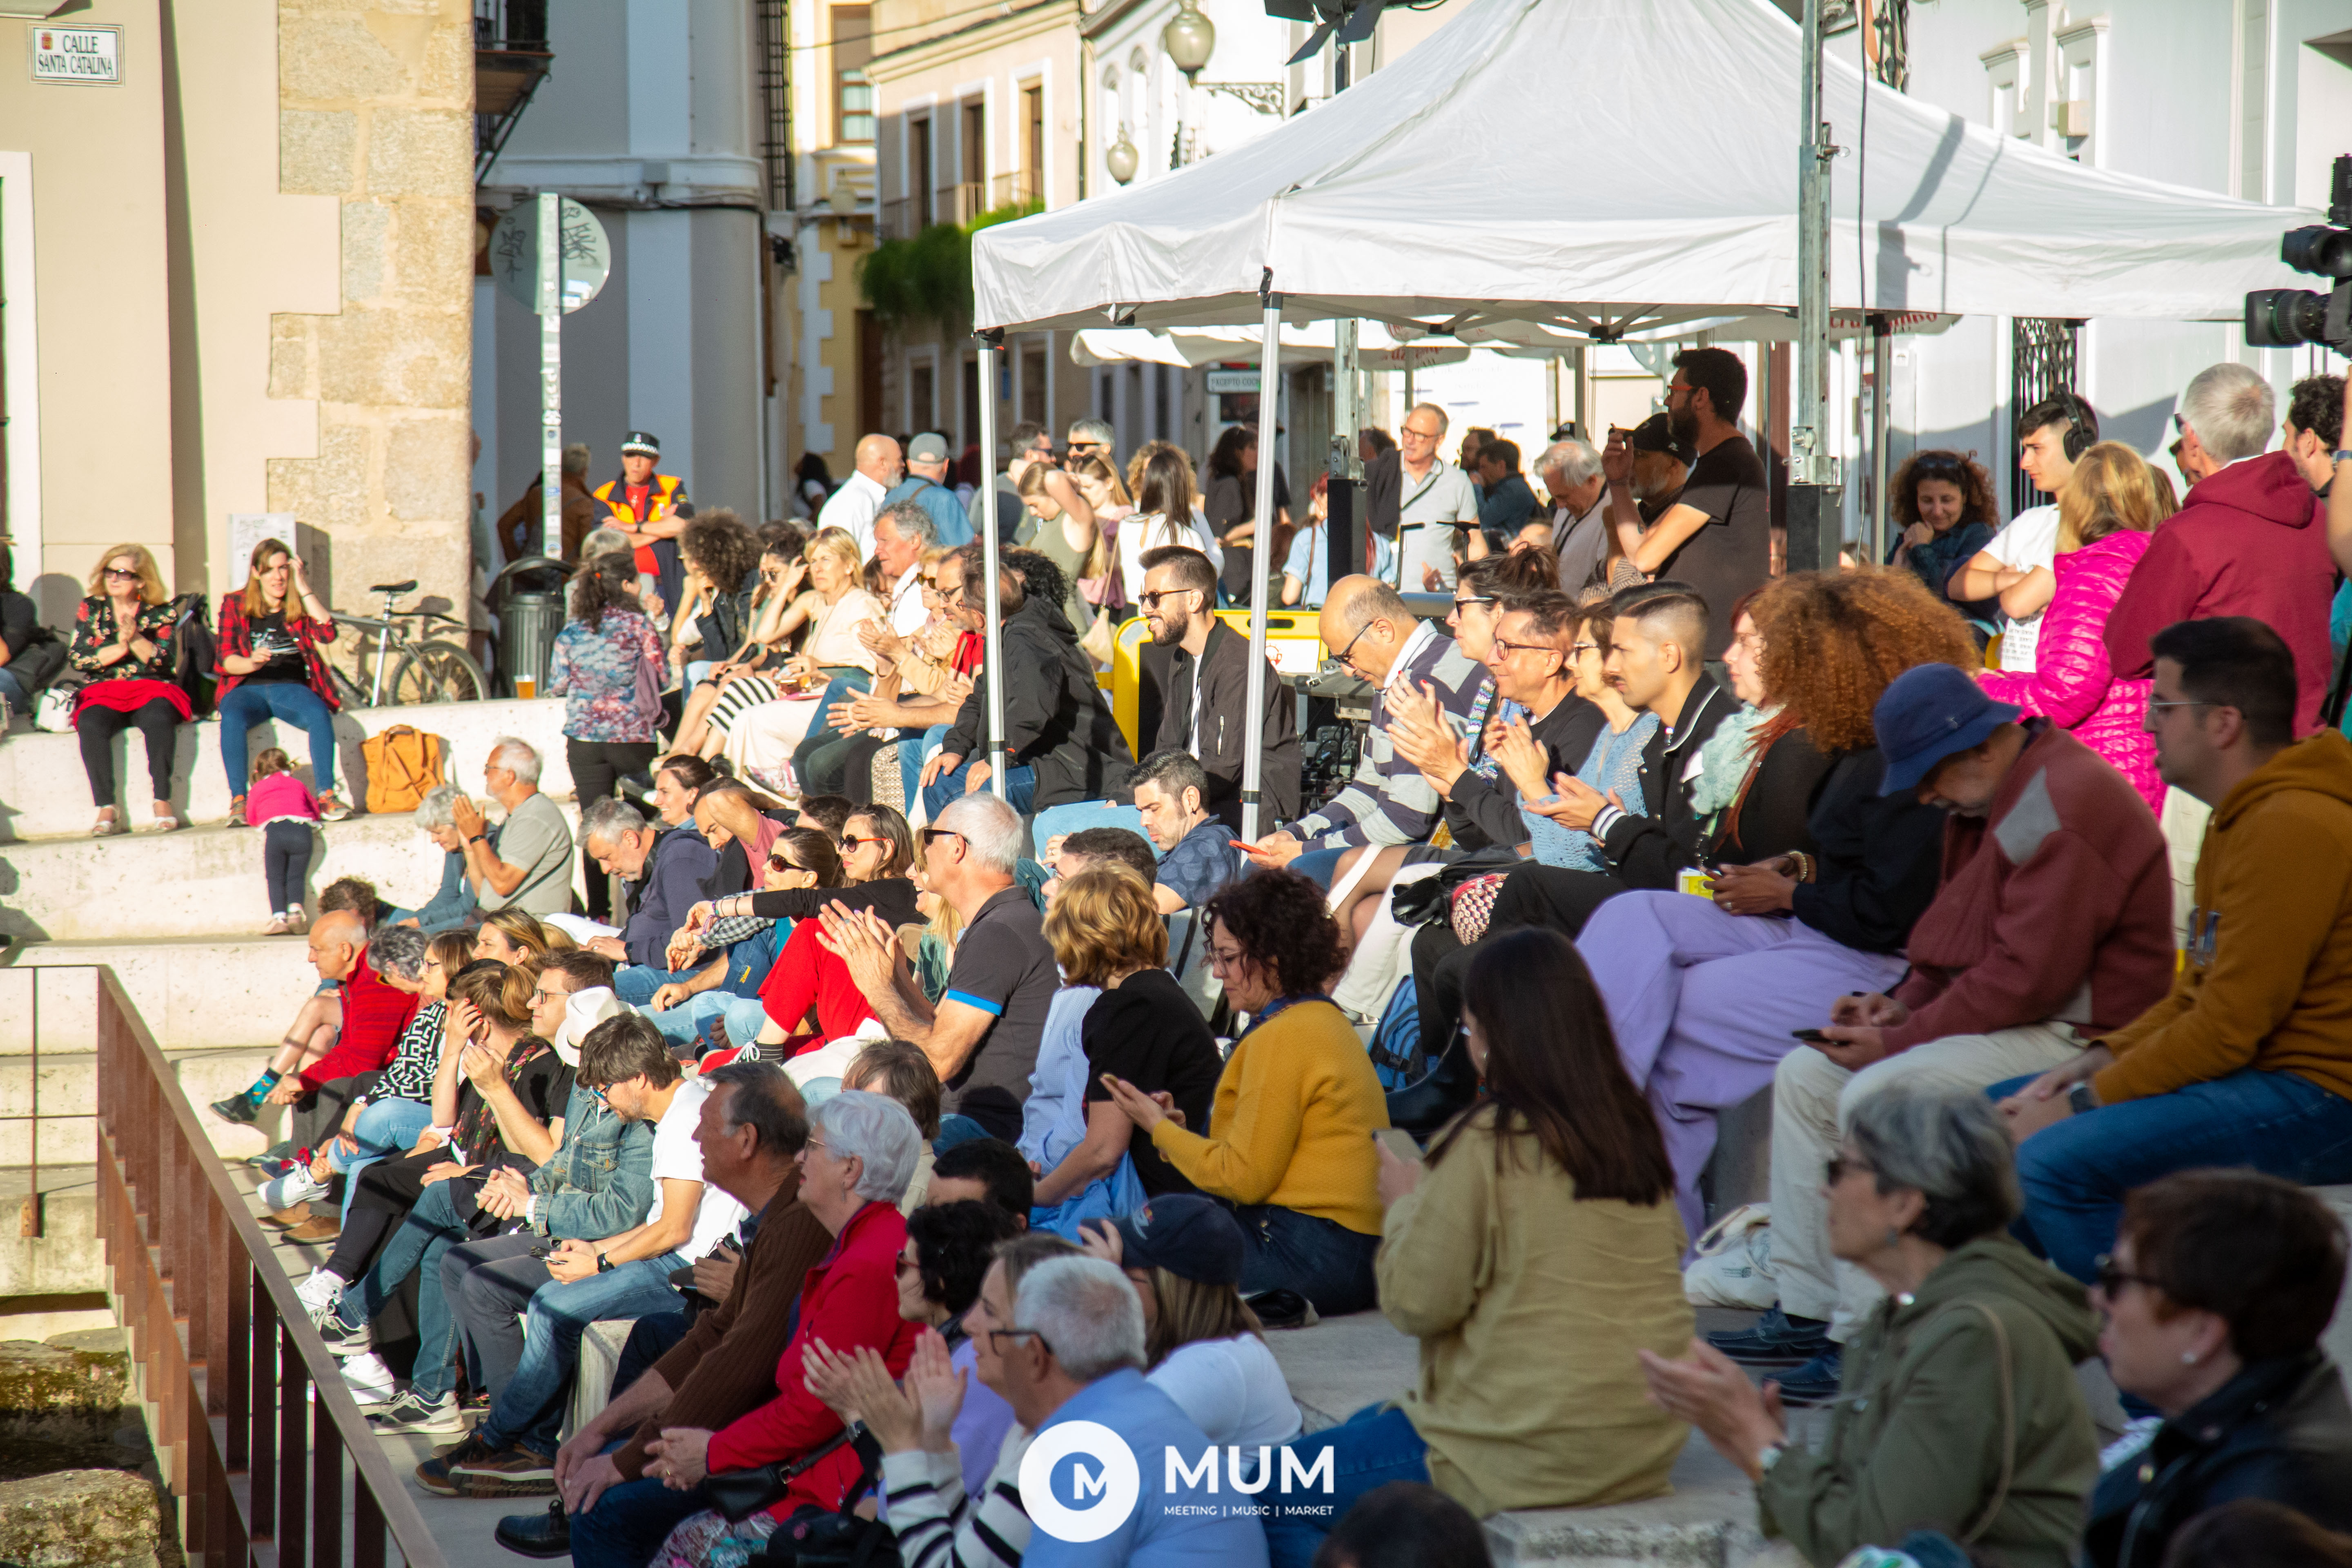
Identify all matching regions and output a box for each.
[28,26,120,85]
[229,514,298,584]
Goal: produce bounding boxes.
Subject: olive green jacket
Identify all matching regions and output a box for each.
[1757,1235,2100,1568]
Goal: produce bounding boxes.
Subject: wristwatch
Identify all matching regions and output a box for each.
[2067,1082,2099,1117]
[596,1252,615,1274]
[2332,450,2352,465]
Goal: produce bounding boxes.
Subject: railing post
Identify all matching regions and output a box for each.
[248,1273,274,1532]
[278,1325,305,1568]
[312,1395,343,1568]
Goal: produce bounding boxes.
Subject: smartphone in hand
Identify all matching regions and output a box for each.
[1790,1028,1833,1044]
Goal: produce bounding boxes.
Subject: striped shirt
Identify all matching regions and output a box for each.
[373,1000,445,1104]
[1285,617,1491,849]
[880,1431,1032,1568]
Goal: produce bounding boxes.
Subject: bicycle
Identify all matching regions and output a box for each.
[327,578,490,708]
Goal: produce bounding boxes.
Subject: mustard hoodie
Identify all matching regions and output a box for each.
[2095,730,2352,1105]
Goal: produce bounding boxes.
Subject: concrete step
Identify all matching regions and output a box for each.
[0,1167,104,1303]
[0,695,575,844]
[0,802,583,943]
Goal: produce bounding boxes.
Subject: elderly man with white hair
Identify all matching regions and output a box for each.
[1538,437,1611,595]
[817,793,1058,1143]
[2105,361,2337,736]
[1004,1255,1270,1566]
[450,736,575,918]
[621,1091,925,1567]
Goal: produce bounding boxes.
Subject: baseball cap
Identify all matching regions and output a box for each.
[620,431,661,457]
[1111,1194,1246,1287]
[1627,412,1690,463]
[908,431,951,463]
[1875,663,2020,796]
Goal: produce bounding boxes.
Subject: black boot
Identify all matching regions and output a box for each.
[494,1501,570,1559]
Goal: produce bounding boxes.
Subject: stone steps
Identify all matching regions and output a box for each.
[0,804,582,943]
[3,941,322,1054]
[0,695,574,844]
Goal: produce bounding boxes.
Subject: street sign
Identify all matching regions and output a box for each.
[29,25,120,85]
[1205,368,1261,394]
[489,198,611,315]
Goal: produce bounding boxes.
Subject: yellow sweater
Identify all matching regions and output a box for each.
[1150,999,1389,1234]
[1379,1117,1692,1518]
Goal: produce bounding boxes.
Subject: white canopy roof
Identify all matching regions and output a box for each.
[973,0,2314,335]
[1069,321,1472,370]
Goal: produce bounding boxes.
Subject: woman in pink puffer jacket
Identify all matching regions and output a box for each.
[1979,441,2169,813]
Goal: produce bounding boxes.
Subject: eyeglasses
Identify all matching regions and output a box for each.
[530,985,570,1006]
[986,1326,1051,1354]
[1452,594,1496,614]
[1138,588,1201,611]
[765,854,806,873]
[1569,640,1600,657]
[1329,619,1379,667]
[2146,699,2214,715]
[1490,636,1561,663]
[2094,1253,2165,1298]
[918,827,966,849]
[894,1253,922,1277]
[583,1083,612,1107]
[1824,1154,1875,1185]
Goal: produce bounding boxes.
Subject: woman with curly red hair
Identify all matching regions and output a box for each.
[1100,868,1392,1316]
[1573,570,1973,1234]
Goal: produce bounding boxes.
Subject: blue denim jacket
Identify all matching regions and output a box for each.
[527,1085,655,1240]
[412,849,477,934]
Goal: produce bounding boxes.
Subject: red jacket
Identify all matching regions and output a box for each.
[297,947,421,1092]
[2102,451,2333,735]
[1885,724,2174,1054]
[758,921,882,1042]
[214,593,342,710]
[705,1200,919,1518]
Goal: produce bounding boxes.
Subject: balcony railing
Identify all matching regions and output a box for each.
[92,965,448,1568]
[991,170,1041,211]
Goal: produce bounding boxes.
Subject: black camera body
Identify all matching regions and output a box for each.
[2247,154,2352,356]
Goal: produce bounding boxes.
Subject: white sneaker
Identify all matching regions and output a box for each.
[258,1168,328,1213]
[369,1390,466,1436]
[341,1352,397,1407]
[294,1267,345,1327]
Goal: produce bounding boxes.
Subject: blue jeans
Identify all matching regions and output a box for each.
[217,682,339,795]
[1291,848,1345,890]
[615,1312,693,1399]
[571,1476,714,1568]
[922,755,1037,818]
[0,666,28,712]
[1237,1204,1381,1316]
[645,991,771,1054]
[345,1177,474,1400]
[475,1253,690,1457]
[792,672,874,782]
[325,1098,435,1218]
[1262,1404,1430,1568]
[2003,1067,2352,1285]
[901,725,950,808]
[614,964,703,1007]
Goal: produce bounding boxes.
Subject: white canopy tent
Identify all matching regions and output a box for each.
[1070,322,1472,371]
[962,0,2318,838]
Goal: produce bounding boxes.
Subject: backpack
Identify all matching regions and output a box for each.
[361,725,446,814]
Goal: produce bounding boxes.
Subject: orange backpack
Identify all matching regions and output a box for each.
[361,726,446,815]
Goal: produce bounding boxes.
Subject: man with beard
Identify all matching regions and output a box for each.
[1133,545,1300,831]
[1603,348,1769,657]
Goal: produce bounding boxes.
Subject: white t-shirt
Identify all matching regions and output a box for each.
[1394,459,1481,591]
[644,1079,748,1263]
[1116,508,1224,605]
[1148,1334,1303,1447]
[1982,502,2060,673]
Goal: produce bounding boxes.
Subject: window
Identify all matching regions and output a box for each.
[1021,343,1047,426]
[833,6,873,144]
[913,117,934,227]
[911,361,937,431]
[838,71,874,143]
[1023,84,1045,204]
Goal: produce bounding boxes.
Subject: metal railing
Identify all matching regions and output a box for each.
[990,170,1040,211]
[93,967,448,1568]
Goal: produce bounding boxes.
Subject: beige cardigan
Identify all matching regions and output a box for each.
[1376,1117,1693,1519]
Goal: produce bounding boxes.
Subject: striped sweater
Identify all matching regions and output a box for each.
[880,1430,1033,1568]
[1285,619,1491,849]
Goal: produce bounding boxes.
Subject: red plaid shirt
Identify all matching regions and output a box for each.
[214,594,342,710]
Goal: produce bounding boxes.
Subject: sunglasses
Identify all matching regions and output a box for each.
[103,567,141,581]
[838,834,883,851]
[1138,588,1200,610]
[1824,1154,1874,1185]
[766,854,807,873]
[2093,1253,2164,1298]
[918,827,967,849]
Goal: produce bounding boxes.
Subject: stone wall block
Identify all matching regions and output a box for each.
[267,314,320,401]
[316,305,469,408]
[364,107,470,196]
[389,199,475,304]
[384,416,469,520]
[279,13,406,102]
[267,422,370,531]
[412,18,474,103]
[341,200,390,301]
[278,109,356,194]
[0,1470,158,1568]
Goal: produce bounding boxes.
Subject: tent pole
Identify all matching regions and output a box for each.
[1787,0,1842,572]
[1241,285,1283,844]
[1869,314,1891,564]
[976,327,1008,800]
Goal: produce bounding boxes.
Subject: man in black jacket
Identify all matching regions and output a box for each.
[924,546,1133,814]
[1133,545,1299,831]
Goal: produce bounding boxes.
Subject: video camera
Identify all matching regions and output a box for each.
[2246,154,2352,355]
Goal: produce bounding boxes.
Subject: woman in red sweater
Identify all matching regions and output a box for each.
[639,1091,925,1568]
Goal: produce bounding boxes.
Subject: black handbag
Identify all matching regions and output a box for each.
[742,1432,899,1568]
[706,1425,859,1523]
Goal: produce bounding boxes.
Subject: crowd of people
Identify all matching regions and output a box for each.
[167,358,2352,1568]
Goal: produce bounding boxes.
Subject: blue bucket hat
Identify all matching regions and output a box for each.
[1875,663,2020,796]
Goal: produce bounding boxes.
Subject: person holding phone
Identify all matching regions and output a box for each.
[1259,927,1692,1568]
[215,536,351,824]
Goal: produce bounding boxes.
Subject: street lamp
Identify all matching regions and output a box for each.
[1162,0,1215,78]
[1106,126,1141,185]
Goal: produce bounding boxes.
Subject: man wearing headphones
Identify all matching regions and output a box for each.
[1949,393,2095,675]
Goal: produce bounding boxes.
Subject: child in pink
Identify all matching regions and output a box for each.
[249,747,321,934]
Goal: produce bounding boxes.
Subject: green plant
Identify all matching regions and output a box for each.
[858,200,1043,332]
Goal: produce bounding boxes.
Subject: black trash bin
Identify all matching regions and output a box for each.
[490,556,570,699]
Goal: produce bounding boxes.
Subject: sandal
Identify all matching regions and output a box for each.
[91,808,125,838]
[147,807,182,833]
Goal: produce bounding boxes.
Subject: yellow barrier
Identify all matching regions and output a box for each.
[1106,609,1329,757]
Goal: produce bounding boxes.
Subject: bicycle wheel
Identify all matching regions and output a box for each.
[388,640,490,706]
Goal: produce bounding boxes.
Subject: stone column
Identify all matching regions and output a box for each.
[267,0,476,644]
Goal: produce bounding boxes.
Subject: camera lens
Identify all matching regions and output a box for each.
[2282,226,2352,281]
[2245,289,2332,348]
